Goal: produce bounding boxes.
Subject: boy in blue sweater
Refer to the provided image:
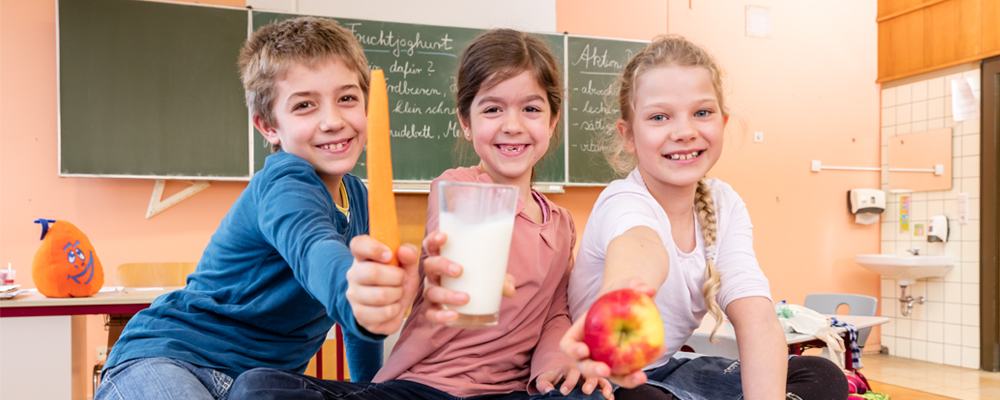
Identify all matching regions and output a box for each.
[96,17,420,400]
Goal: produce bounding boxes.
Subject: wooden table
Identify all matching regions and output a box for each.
[0,285,346,394]
[687,314,890,371]
[0,286,182,317]
[0,287,182,398]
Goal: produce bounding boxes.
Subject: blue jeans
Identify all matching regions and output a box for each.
[229,368,608,400]
[94,358,233,400]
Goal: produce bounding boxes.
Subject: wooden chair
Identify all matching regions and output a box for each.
[93,262,197,395]
[115,262,198,288]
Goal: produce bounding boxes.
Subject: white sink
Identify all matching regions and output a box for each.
[855,254,955,285]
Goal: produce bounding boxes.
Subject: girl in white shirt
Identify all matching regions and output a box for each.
[560,35,848,400]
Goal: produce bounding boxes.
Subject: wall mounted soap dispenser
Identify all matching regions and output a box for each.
[928,215,948,243]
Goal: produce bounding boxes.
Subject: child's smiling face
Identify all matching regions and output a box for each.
[461,70,558,186]
[257,57,367,183]
[620,65,727,193]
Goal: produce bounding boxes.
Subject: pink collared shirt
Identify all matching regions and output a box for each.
[374,166,576,396]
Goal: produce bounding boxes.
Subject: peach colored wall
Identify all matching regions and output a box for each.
[1,1,247,398]
[556,0,668,40]
[667,0,881,307]
[556,0,883,338]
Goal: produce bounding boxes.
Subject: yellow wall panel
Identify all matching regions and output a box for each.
[983,0,1000,54]
[924,0,981,67]
[879,0,999,82]
[880,12,926,80]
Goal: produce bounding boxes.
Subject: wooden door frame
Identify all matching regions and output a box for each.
[981,56,1000,371]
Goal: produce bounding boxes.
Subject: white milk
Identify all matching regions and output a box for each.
[438,212,515,315]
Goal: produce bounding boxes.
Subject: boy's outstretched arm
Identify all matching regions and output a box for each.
[346,236,421,335]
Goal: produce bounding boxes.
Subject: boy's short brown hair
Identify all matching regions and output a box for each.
[239,17,370,153]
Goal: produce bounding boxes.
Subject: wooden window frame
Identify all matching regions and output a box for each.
[981,55,1000,371]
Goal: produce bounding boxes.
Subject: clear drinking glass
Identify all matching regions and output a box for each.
[436,181,519,328]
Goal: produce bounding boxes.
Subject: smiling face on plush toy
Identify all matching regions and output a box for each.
[32,219,104,298]
[63,240,96,284]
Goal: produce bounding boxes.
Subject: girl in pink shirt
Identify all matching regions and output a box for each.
[230,28,611,400]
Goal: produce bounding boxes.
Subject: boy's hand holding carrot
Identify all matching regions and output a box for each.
[345,67,422,336]
[346,236,421,335]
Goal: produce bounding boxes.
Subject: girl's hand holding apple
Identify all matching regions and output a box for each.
[560,280,664,388]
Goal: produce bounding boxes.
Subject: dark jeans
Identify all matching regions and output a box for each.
[229,368,607,400]
[614,355,848,400]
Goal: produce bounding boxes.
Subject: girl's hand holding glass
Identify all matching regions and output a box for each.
[419,231,516,325]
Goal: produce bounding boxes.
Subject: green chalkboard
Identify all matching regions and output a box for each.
[252,12,565,183]
[566,36,647,184]
[59,0,250,179]
[57,0,646,185]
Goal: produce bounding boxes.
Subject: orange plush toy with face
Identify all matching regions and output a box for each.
[32,219,104,298]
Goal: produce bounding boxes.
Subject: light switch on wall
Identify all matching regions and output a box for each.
[754,131,764,142]
[746,6,772,39]
[958,193,968,224]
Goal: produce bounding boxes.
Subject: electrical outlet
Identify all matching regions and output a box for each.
[753,131,764,143]
[96,346,108,361]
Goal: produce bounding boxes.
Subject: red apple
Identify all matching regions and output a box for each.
[583,288,665,375]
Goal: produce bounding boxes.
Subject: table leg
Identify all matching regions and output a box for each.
[336,324,344,381]
[315,347,323,379]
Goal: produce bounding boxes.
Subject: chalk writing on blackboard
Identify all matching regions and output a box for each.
[346,23,455,57]
[567,37,647,184]
[572,44,632,70]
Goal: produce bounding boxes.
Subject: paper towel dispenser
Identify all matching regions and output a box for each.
[848,189,885,214]
[928,215,948,243]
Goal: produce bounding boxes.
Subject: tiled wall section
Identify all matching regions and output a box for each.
[879,70,981,369]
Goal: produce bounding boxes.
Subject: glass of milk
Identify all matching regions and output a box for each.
[436,181,519,328]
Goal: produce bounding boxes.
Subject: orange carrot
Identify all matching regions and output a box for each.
[366,69,400,266]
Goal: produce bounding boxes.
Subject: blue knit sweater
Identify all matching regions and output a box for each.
[105,152,384,381]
